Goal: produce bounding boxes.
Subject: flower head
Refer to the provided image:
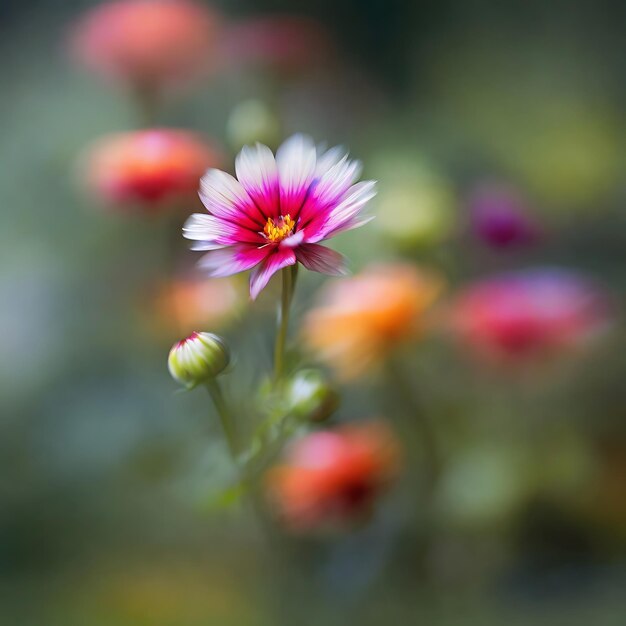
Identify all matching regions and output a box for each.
[168,331,229,388]
[184,134,376,299]
[451,269,612,362]
[84,129,222,210]
[266,421,400,532]
[303,264,444,379]
[70,0,220,93]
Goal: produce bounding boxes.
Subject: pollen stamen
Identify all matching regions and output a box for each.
[263,214,295,243]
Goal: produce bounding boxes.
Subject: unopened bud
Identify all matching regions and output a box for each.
[286,370,339,423]
[168,332,230,388]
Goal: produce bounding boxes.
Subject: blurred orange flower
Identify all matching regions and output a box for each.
[303,264,444,379]
[83,129,221,210]
[153,276,243,335]
[70,0,220,93]
[266,421,400,532]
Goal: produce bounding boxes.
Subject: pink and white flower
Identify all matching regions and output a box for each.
[183,134,376,299]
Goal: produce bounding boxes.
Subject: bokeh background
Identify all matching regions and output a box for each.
[1,1,625,624]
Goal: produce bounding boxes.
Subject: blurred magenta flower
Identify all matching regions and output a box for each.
[84,129,222,210]
[451,269,612,362]
[303,264,444,380]
[467,182,540,249]
[221,15,332,76]
[70,0,220,93]
[266,421,400,532]
[184,134,376,299]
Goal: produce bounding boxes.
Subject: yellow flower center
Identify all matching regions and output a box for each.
[263,214,295,243]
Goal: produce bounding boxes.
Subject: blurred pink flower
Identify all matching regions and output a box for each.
[85,129,222,210]
[451,269,612,362]
[221,15,333,76]
[70,0,220,92]
[467,182,540,249]
[184,134,376,299]
[266,421,400,532]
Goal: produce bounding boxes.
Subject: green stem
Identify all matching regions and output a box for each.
[205,380,280,548]
[205,378,239,457]
[273,266,297,384]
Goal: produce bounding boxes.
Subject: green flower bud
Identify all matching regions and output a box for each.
[168,332,230,389]
[286,370,339,423]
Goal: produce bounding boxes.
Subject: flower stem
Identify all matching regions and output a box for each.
[205,378,239,457]
[273,265,297,384]
[205,380,279,547]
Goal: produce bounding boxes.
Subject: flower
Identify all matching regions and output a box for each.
[266,421,400,531]
[450,269,612,362]
[467,182,540,249]
[303,264,444,379]
[84,130,222,209]
[184,134,376,299]
[168,332,229,388]
[70,0,220,93]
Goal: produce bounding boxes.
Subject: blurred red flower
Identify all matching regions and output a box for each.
[266,421,401,532]
[84,129,222,210]
[70,0,220,93]
[451,269,612,363]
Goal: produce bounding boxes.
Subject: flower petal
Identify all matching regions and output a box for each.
[198,245,270,277]
[249,248,297,300]
[235,143,280,219]
[183,213,263,249]
[276,134,317,217]
[298,154,362,225]
[308,180,377,243]
[315,144,345,176]
[329,215,376,236]
[183,213,237,248]
[280,230,305,248]
[296,244,348,276]
[316,156,363,205]
[199,169,264,229]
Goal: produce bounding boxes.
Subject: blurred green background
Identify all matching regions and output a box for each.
[0,1,624,624]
